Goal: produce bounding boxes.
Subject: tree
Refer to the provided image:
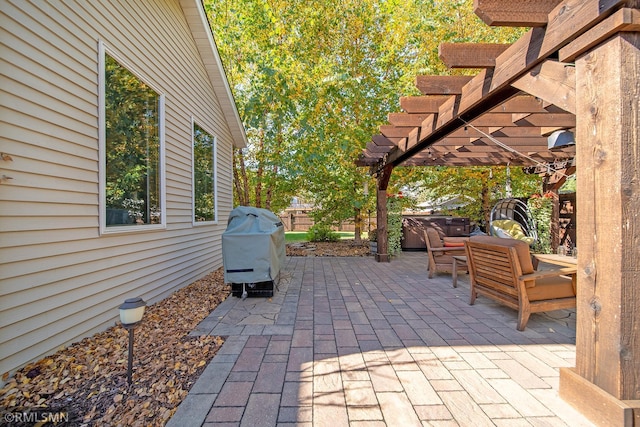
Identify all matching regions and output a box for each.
[205,0,528,236]
[416,166,540,229]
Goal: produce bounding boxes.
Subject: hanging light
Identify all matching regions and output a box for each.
[548,130,575,150]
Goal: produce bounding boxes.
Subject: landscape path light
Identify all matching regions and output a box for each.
[118,297,146,385]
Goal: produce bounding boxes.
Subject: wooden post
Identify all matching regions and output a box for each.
[559,32,640,426]
[375,165,393,262]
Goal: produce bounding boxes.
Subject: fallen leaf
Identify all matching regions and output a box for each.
[0,268,229,426]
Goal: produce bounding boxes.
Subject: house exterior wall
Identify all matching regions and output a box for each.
[0,0,240,377]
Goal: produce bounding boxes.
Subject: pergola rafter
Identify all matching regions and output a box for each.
[355,1,640,425]
[358,0,633,172]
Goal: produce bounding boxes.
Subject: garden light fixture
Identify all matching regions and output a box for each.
[118,297,146,384]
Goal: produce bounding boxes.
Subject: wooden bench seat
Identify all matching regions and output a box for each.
[465,236,576,331]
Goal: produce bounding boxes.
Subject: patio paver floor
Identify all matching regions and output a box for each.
[168,253,594,427]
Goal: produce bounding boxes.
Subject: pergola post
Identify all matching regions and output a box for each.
[375,165,393,262]
[559,32,640,425]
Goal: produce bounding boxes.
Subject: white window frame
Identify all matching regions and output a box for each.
[98,41,166,234]
[191,117,218,225]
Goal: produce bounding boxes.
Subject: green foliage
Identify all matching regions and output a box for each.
[560,175,576,194]
[413,166,540,229]
[387,193,404,256]
[528,194,554,254]
[306,224,340,242]
[205,0,528,222]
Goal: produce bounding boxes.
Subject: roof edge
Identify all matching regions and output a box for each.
[181,0,248,149]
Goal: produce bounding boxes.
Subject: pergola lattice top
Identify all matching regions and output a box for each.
[356,0,640,171]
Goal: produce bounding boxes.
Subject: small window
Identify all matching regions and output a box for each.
[192,122,217,223]
[100,45,165,231]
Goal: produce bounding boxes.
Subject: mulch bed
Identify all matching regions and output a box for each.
[1,270,229,426]
[286,240,372,257]
[0,240,371,426]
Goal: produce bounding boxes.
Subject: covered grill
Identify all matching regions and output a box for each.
[222,206,286,298]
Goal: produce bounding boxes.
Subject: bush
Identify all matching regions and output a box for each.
[306,224,339,242]
[387,194,404,256]
[528,193,553,254]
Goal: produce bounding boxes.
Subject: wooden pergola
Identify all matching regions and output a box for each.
[356,0,640,425]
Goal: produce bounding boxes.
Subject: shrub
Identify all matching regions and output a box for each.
[306,224,339,242]
[387,193,404,256]
[528,192,554,254]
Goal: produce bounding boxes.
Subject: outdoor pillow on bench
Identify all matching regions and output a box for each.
[491,219,535,245]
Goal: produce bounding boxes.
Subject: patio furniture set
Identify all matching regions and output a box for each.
[424,225,577,331]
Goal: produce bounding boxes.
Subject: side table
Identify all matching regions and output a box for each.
[452,255,467,288]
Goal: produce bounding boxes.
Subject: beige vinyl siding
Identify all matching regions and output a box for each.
[0,0,242,377]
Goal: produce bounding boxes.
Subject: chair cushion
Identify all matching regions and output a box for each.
[469,235,534,275]
[426,227,443,248]
[527,275,575,301]
[444,241,465,247]
[443,237,468,247]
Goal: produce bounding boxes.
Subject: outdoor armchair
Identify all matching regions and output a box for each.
[464,235,576,331]
[424,227,467,279]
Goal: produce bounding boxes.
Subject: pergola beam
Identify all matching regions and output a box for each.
[371,134,395,147]
[488,95,547,113]
[559,7,640,62]
[439,43,510,68]
[415,76,473,95]
[387,113,432,127]
[511,60,577,114]
[399,95,449,113]
[473,0,563,27]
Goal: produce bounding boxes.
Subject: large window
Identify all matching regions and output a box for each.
[193,122,216,222]
[101,46,164,230]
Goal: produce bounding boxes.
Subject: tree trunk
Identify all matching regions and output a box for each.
[254,131,264,208]
[354,207,362,244]
[233,148,249,206]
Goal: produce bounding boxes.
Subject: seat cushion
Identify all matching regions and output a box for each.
[527,275,576,301]
[444,241,465,247]
[426,227,443,248]
[443,237,468,247]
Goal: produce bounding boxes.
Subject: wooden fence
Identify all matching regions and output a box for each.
[278,212,375,232]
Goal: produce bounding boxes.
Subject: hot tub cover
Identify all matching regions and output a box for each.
[222,206,286,284]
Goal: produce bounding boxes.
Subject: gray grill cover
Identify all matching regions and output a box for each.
[222,206,286,284]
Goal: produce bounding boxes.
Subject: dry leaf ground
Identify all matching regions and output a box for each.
[0,241,372,426]
[1,270,229,426]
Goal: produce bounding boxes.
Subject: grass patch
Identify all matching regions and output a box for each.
[285,232,309,243]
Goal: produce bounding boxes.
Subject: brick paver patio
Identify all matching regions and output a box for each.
[167,253,594,426]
